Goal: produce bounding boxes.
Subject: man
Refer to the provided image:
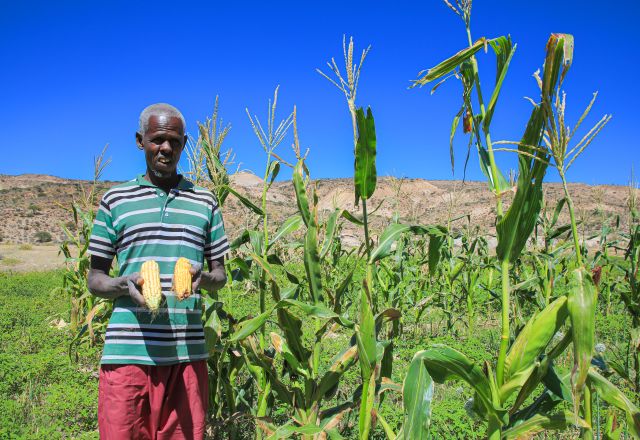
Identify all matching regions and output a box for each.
[87,103,229,439]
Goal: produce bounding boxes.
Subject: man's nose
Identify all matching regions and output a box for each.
[159,140,173,153]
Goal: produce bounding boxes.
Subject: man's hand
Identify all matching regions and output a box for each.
[126,273,146,307]
[190,263,203,292]
[191,259,227,293]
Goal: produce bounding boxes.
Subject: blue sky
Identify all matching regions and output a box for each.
[1,0,637,185]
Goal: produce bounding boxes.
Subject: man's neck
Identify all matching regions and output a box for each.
[144,169,181,193]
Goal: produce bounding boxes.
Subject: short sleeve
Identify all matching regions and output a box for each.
[204,199,229,261]
[88,195,117,260]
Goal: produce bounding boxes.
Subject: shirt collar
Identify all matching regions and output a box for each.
[135,174,196,192]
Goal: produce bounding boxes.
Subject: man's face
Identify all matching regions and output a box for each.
[136,114,187,178]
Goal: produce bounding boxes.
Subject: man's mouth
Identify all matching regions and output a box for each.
[157,157,172,165]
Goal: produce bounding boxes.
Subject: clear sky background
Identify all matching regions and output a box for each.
[1,0,637,185]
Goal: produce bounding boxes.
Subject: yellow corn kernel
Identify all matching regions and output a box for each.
[173,257,192,300]
[140,260,162,313]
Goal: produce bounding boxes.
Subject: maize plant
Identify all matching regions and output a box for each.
[184,95,235,206]
[57,145,113,358]
[401,1,640,438]
[227,109,379,439]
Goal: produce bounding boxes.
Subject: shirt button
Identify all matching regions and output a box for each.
[165,213,169,217]
[159,192,165,196]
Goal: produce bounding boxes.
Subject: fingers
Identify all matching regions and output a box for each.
[127,276,146,307]
[190,263,203,276]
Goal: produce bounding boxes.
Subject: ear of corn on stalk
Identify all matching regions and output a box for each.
[140,260,162,313]
[172,257,192,300]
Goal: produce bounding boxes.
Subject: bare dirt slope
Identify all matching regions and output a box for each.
[0,172,633,271]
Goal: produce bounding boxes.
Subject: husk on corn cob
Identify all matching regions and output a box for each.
[172,257,192,300]
[140,260,162,313]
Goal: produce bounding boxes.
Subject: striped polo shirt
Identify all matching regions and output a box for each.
[88,174,229,365]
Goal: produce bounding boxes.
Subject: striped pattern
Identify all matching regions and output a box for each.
[88,174,229,365]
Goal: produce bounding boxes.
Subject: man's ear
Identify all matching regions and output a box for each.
[136,132,144,150]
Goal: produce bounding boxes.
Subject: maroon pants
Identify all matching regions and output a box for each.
[98,361,208,440]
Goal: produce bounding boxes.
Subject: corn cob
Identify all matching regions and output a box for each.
[140,260,162,313]
[172,257,192,300]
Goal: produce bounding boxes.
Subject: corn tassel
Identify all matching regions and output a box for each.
[140,260,162,313]
[173,257,192,300]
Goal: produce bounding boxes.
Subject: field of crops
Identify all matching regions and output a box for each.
[4,2,640,439]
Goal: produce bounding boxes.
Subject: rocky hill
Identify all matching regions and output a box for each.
[0,173,633,248]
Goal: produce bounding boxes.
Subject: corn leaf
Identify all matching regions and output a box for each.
[503,411,588,439]
[501,296,568,401]
[415,345,507,424]
[303,225,323,303]
[370,224,442,264]
[411,38,487,87]
[230,307,274,342]
[315,345,359,400]
[449,108,464,174]
[587,370,640,437]
[567,267,597,408]
[354,107,377,204]
[542,34,574,103]
[266,160,280,190]
[477,146,510,194]
[270,215,302,248]
[293,160,312,227]
[275,308,310,364]
[320,209,340,259]
[402,351,435,439]
[496,105,548,262]
[483,36,516,131]
[356,285,377,439]
[224,185,264,216]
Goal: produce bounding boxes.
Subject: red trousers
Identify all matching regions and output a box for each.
[98,361,208,440]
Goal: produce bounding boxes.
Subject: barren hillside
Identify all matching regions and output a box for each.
[0,173,632,250]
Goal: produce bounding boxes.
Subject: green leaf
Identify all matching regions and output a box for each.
[230,307,274,342]
[402,352,434,439]
[449,108,464,174]
[477,146,510,194]
[496,105,548,262]
[354,107,377,204]
[428,229,446,275]
[270,215,302,248]
[370,224,442,264]
[230,230,250,250]
[588,369,640,437]
[414,345,506,424]
[293,160,312,227]
[501,296,568,400]
[340,209,364,226]
[411,38,487,87]
[503,411,588,439]
[315,345,358,400]
[303,225,323,303]
[266,160,280,190]
[567,267,597,408]
[224,185,264,216]
[320,209,340,260]
[356,285,377,378]
[483,36,516,131]
[542,34,574,103]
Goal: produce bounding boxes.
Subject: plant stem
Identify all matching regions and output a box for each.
[560,172,583,266]
[362,198,371,261]
[496,258,511,386]
[465,26,503,217]
[582,386,593,440]
[487,416,501,440]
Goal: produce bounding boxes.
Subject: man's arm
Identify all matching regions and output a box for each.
[191,257,227,293]
[87,255,146,306]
